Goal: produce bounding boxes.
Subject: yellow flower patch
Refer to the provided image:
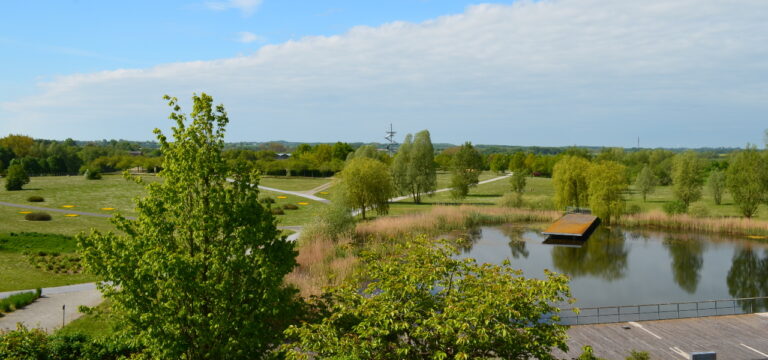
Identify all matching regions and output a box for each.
[319,192,329,195]
[276,196,288,199]
[101,207,115,211]
[18,211,32,214]
[297,202,309,206]
[64,214,79,217]
[747,235,768,240]
[62,205,75,208]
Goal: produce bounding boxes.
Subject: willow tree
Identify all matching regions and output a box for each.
[587,161,628,224]
[340,157,394,219]
[726,147,766,218]
[392,130,436,203]
[78,94,298,359]
[671,151,705,209]
[634,165,656,202]
[552,155,591,210]
[450,142,483,200]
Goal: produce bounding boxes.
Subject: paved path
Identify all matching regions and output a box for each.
[554,313,768,359]
[303,181,335,196]
[388,173,511,203]
[0,283,102,332]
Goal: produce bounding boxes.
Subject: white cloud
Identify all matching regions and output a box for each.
[2,0,768,147]
[236,31,264,44]
[205,0,262,17]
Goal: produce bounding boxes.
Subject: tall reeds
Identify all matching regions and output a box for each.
[618,210,768,237]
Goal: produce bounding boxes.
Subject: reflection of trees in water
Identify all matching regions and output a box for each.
[662,237,705,294]
[727,248,768,311]
[456,227,483,253]
[550,227,628,281]
[499,225,529,259]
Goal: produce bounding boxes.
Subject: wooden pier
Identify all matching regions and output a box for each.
[542,213,600,239]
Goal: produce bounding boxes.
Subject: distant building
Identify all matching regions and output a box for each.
[275,153,291,160]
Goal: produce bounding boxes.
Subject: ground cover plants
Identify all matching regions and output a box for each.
[0,289,41,315]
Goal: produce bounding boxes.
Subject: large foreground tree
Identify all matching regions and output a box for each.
[78,93,298,359]
[284,236,573,359]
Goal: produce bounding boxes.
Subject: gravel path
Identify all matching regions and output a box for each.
[0,286,102,332]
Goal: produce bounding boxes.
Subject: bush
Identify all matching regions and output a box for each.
[271,208,285,215]
[300,204,356,241]
[662,200,688,215]
[259,196,275,204]
[498,193,524,208]
[626,350,650,360]
[27,196,44,202]
[25,212,52,221]
[688,203,710,218]
[283,204,299,210]
[4,164,29,191]
[625,204,642,215]
[0,291,40,313]
[82,167,102,180]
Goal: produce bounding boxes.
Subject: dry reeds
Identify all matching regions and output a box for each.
[618,210,768,237]
[286,235,358,297]
[355,205,560,240]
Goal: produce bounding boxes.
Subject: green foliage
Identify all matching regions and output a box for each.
[708,169,726,205]
[688,203,710,218]
[26,195,44,202]
[78,93,299,359]
[0,232,77,253]
[663,200,688,215]
[302,202,356,240]
[576,345,606,360]
[339,157,394,219]
[283,236,573,359]
[450,142,483,200]
[671,151,705,208]
[24,212,52,221]
[0,290,40,313]
[498,192,524,208]
[510,169,528,195]
[0,324,140,360]
[283,203,299,210]
[587,161,628,224]
[634,165,656,202]
[488,153,509,174]
[28,252,83,274]
[626,350,650,360]
[552,155,591,209]
[392,130,437,203]
[0,325,49,359]
[5,163,29,191]
[81,166,102,180]
[726,147,766,218]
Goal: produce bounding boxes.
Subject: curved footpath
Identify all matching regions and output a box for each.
[0,175,511,332]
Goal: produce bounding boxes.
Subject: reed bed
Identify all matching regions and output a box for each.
[286,235,358,297]
[618,210,768,237]
[355,205,560,240]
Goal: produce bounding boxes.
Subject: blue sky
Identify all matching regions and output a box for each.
[1,0,767,147]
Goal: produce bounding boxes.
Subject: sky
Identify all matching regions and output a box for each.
[1,0,767,148]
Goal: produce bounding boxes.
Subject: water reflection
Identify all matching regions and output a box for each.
[727,248,768,311]
[663,236,705,294]
[499,225,529,259]
[550,227,628,281]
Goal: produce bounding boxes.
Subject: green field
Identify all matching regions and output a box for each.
[0,233,98,291]
[258,176,333,191]
[57,300,117,338]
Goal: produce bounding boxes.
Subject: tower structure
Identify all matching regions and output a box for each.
[385,123,397,155]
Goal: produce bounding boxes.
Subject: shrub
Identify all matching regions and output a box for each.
[0,325,48,358]
[27,196,44,202]
[498,193,524,208]
[25,212,52,221]
[80,165,102,180]
[0,291,40,313]
[688,203,710,218]
[271,208,285,215]
[625,204,642,215]
[626,350,650,360]
[662,200,688,215]
[259,196,275,204]
[4,164,29,191]
[283,204,299,210]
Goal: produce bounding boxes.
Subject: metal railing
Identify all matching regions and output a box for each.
[560,297,768,325]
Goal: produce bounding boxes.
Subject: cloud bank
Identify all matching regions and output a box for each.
[2,0,767,147]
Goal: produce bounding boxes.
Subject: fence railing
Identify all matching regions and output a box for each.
[560,297,768,325]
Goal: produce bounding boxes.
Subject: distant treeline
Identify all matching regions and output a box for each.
[0,134,735,179]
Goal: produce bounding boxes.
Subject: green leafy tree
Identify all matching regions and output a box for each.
[339,157,394,219]
[78,93,299,359]
[552,155,591,209]
[510,168,528,195]
[489,153,509,174]
[726,147,766,218]
[587,161,628,224]
[708,169,727,205]
[634,165,656,202]
[283,236,573,359]
[392,130,437,203]
[671,151,705,210]
[450,142,483,200]
[4,163,29,191]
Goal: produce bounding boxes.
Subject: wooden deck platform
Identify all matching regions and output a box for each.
[542,214,599,237]
[553,313,768,359]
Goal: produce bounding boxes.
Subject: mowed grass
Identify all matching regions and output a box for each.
[258,176,333,192]
[0,233,98,292]
[260,190,328,226]
[57,300,117,338]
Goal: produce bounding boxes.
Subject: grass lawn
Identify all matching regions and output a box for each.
[258,176,333,192]
[261,190,328,226]
[57,300,117,338]
[0,233,98,292]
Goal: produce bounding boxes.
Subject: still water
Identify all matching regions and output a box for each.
[452,225,768,309]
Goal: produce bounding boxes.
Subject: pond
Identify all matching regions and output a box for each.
[452,225,768,312]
